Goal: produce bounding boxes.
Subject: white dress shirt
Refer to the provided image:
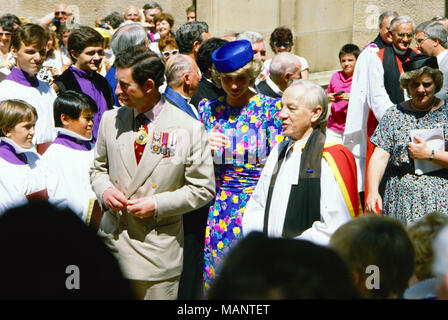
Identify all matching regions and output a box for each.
[243,136,352,246]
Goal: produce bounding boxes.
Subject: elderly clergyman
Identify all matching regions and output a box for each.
[243,80,361,245]
[344,15,417,200]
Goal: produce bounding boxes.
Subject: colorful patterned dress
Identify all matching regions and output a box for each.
[198,93,284,291]
[370,103,448,224]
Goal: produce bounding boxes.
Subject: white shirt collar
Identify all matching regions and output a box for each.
[56,128,92,141]
[0,137,36,154]
[285,135,310,157]
[266,75,283,96]
[134,95,165,122]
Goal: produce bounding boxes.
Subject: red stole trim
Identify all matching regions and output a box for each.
[322,143,362,218]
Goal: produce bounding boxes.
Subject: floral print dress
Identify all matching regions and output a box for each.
[198,93,284,291]
[370,103,448,225]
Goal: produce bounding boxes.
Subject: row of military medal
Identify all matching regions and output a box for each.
[136,126,176,157]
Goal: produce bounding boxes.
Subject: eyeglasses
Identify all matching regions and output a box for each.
[54,11,68,16]
[162,49,179,57]
[394,32,414,39]
[274,41,291,48]
[0,32,12,38]
[415,37,428,44]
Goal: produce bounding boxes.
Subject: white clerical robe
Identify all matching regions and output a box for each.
[242,137,352,246]
[0,138,68,214]
[0,79,57,145]
[40,129,96,223]
[343,46,410,191]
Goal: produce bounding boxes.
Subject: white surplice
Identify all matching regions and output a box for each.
[0,138,69,214]
[40,129,96,222]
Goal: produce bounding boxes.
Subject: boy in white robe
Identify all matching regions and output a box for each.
[0,23,57,154]
[0,99,68,214]
[40,91,98,224]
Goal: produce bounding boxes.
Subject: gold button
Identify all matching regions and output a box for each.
[152,183,157,189]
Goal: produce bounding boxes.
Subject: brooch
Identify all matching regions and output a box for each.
[135,125,149,145]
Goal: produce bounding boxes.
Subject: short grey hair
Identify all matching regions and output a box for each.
[143,2,162,11]
[236,31,264,43]
[288,80,328,126]
[110,23,147,56]
[378,11,399,26]
[269,52,301,80]
[175,21,209,54]
[433,225,448,279]
[390,15,415,32]
[417,20,448,48]
[165,54,195,87]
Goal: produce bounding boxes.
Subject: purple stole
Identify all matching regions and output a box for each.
[5,67,39,87]
[0,140,28,165]
[52,132,93,151]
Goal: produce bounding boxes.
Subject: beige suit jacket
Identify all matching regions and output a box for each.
[90,100,215,281]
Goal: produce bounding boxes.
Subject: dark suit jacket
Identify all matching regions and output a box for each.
[256,80,282,99]
[54,67,115,109]
[191,77,225,109]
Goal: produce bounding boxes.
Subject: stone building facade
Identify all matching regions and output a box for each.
[3,0,446,83]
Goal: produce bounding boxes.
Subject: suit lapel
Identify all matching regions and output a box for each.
[116,107,138,180]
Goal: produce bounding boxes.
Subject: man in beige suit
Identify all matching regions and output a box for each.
[89,45,215,300]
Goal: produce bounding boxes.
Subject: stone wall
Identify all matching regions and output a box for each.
[3,0,446,79]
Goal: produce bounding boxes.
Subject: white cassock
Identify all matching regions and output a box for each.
[0,138,69,214]
[40,129,96,223]
[242,136,352,246]
[0,79,57,145]
[343,46,408,191]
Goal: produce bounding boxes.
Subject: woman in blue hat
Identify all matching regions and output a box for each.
[198,40,284,292]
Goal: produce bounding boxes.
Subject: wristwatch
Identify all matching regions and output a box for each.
[429,149,435,161]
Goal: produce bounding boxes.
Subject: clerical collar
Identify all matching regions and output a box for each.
[133,95,165,123]
[266,75,283,96]
[53,128,93,151]
[0,137,36,165]
[392,45,407,56]
[6,67,39,88]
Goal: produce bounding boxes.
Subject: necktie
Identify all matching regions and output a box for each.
[134,113,150,165]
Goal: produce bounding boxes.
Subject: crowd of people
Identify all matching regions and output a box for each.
[1,2,448,301]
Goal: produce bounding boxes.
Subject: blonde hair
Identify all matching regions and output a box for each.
[0,100,37,137]
[211,58,262,88]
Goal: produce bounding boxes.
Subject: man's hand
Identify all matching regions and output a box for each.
[127,197,156,219]
[102,187,128,211]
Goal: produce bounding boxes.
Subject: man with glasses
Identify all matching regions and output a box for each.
[344,14,417,204]
[415,20,448,100]
[344,10,398,199]
[40,3,72,32]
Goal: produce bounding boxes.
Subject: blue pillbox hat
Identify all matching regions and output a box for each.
[211,40,254,73]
